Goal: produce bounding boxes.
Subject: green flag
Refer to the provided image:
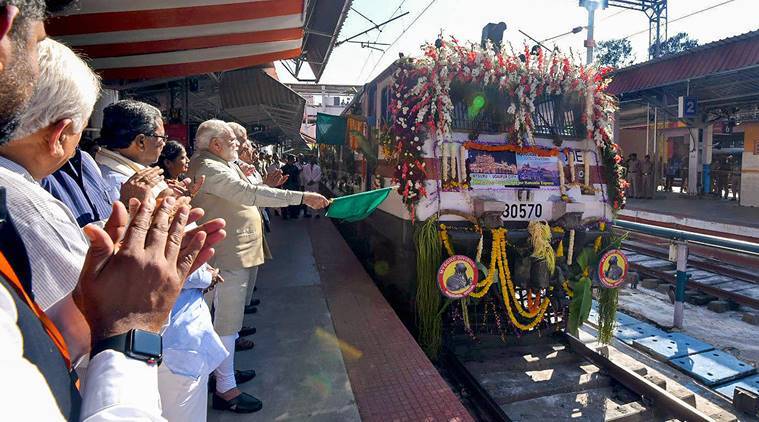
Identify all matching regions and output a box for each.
[326,187,393,222]
[316,113,346,145]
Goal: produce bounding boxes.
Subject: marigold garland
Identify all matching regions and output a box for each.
[562,281,574,298]
[469,229,501,299]
[438,225,552,330]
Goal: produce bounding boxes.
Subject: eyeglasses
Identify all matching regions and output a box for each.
[148,134,170,141]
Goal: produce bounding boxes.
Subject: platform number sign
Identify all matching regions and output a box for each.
[678,96,698,119]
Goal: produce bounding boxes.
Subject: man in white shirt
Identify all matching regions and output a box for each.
[1,37,101,364]
[95,100,170,200]
[0,2,224,421]
[300,156,322,218]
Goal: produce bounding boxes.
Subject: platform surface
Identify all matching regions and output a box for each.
[621,193,759,242]
[209,217,472,421]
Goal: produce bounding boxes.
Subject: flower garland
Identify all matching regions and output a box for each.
[593,221,607,253]
[463,141,559,156]
[389,37,626,215]
[497,229,549,320]
[469,229,502,299]
[439,225,551,330]
[439,224,456,257]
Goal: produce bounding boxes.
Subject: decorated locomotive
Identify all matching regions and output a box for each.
[322,37,628,358]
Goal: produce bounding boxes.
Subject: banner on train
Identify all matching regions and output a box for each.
[468,149,560,190]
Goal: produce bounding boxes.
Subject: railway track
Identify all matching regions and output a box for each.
[447,329,740,421]
[620,237,759,310]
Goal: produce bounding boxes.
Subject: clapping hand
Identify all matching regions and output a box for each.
[165,175,204,199]
[75,196,226,343]
[120,167,164,204]
[238,162,256,177]
[263,169,288,187]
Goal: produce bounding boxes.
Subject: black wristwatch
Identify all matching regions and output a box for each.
[91,329,163,365]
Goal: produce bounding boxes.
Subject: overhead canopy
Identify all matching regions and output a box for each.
[609,30,759,98]
[609,30,759,127]
[300,0,352,81]
[220,67,305,143]
[46,0,308,80]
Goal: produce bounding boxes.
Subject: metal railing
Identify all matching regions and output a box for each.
[614,220,759,255]
[613,219,759,328]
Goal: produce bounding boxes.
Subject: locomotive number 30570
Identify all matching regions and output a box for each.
[501,203,544,221]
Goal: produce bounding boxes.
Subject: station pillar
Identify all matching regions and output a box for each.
[702,124,713,194]
[688,128,700,195]
[674,241,689,329]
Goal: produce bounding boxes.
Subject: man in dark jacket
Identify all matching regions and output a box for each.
[281,154,301,219]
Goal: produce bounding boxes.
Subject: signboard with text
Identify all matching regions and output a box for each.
[468,150,560,190]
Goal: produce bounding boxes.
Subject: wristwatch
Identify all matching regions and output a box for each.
[91,329,163,365]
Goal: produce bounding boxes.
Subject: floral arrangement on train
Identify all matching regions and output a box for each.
[389,36,627,216]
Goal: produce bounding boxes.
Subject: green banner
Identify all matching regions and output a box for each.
[316,113,346,145]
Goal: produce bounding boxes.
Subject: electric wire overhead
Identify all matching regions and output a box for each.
[357,0,408,82]
[622,0,738,39]
[364,0,440,83]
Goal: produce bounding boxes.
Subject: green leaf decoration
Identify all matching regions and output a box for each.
[576,247,594,271]
[567,277,592,335]
[597,287,620,344]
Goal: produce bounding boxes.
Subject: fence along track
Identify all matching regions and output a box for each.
[621,241,759,310]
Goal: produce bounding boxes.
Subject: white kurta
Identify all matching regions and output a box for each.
[301,163,322,193]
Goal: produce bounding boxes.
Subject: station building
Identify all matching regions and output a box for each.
[610,29,759,208]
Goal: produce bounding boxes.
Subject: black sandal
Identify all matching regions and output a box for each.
[212,392,262,413]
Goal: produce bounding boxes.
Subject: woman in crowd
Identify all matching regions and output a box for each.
[157,140,191,180]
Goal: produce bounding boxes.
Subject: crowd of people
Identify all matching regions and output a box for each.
[624,152,742,200]
[0,1,330,420]
[623,153,656,199]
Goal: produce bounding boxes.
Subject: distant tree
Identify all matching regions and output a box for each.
[649,32,699,58]
[595,38,635,68]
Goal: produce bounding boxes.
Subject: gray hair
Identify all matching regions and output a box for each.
[13,38,101,139]
[195,119,231,151]
[226,121,247,140]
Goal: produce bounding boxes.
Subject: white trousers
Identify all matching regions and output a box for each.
[214,334,238,394]
[208,266,259,336]
[157,365,209,422]
[244,265,260,306]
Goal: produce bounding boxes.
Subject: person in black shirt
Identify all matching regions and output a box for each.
[280,154,301,220]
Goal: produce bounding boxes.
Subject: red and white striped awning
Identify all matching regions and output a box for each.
[46,0,307,80]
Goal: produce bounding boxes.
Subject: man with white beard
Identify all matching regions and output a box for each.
[187,119,329,413]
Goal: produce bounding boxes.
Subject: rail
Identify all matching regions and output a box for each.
[613,219,759,255]
[613,219,759,328]
[564,333,715,422]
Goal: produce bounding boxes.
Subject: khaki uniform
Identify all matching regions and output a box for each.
[627,159,642,198]
[641,159,655,198]
[188,150,303,335]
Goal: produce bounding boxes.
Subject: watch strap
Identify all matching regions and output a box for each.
[91,330,162,365]
[91,332,129,360]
